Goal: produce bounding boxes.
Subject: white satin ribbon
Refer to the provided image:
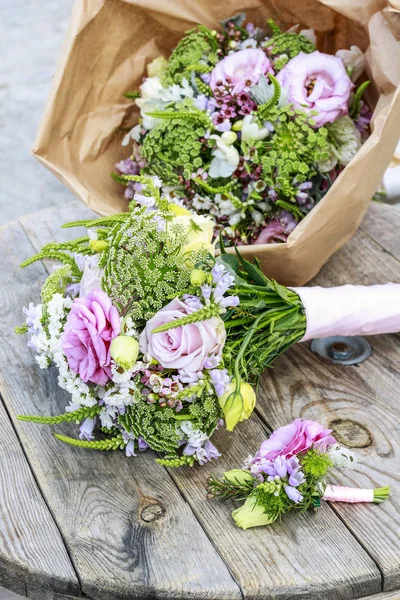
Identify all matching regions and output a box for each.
[291,284,400,342]
[323,484,374,503]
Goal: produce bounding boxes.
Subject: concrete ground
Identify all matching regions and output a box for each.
[0,0,75,228]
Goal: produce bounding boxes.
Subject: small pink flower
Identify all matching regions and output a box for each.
[256,419,336,461]
[277,51,353,127]
[62,289,120,386]
[139,298,226,372]
[210,49,273,95]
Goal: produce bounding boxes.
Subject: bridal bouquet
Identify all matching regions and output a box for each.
[17,177,400,466]
[115,14,370,247]
[16,177,307,466]
[206,419,390,529]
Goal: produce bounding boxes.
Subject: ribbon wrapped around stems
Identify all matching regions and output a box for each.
[292,284,400,342]
[322,484,390,504]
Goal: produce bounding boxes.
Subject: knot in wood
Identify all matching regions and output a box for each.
[329,418,373,448]
[140,502,165,523]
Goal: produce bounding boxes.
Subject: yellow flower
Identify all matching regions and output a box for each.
[168,203,192,217]
[224,469,254,486]
[147,56,168,78]
[173,214,215,256]
[232,496,276,530]
[219,379,256,431]
[110,336,139,370]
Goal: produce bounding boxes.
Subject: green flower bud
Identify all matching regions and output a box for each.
[224,469,254,486]
[219,379,257,431]
[190,269,207,287]
[89,239,109,253]
[110,335,139,370]
[232,496,276,530]
[232,120,243,131]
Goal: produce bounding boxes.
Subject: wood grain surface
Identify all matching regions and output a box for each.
[1,201,400,599]
[256,208,400,592]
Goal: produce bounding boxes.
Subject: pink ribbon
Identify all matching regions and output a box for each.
[291,284,400,342]
[322,484,374,503]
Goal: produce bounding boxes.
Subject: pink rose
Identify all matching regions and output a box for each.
[276,51,353,127]
[139,298,226,372]
[256,419,336,461]
[210,49,273,94]
[62,289,120,386]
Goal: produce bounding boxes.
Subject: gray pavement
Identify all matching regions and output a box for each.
[0,0,75,227]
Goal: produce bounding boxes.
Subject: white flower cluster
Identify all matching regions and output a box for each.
[328,444,358,470]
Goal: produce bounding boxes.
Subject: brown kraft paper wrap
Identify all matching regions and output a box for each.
[32,0,400,285]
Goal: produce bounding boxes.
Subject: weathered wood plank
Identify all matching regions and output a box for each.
[170,417,381,600]
[359,592,400,600]
[0,395,79,596]
[17,206,386,600]
[256,223,400,592]
[0,223,79,597]
[0,218,240,600]
[360,202,400,263]
[17,201,384,599]
[0,575,25,598]
[27,588,84,600]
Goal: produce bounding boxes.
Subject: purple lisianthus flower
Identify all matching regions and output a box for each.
[273,456,288,478]
[199,439,221,465]
[214,120,232,133]
[201,284,212,301]
[122,430,137,457]
[288,469,306,487]
[79,417,96,441]
[62,289,120,386]
[210,368,231,397]
[276,51,353,127]
[203,353,221,369]
[183,294,203,312]
[284,485,303,504]
[218,295,240,309]
[211,263,226,283]
[254,210,298,245]
[210,49,273,94]
[115,157,140,176]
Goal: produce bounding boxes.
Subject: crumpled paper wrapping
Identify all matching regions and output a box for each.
[32,0,400,285]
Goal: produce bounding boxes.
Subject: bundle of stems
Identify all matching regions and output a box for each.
[218,247,306,385]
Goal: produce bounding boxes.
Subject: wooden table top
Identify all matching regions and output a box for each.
[0,200,400,600]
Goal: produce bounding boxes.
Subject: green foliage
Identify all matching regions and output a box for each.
[275,199,304,220]
[300,449,332,479]
[15,324,29,334]
[142,101,210,183]
[41,264,72,327]
[206,473,255,501]
[98,207,192,322]
[257,74,281,120]
[266,19,316,68]
[218,252,306,383]
[155,455,195,467]
[55,433,125,451]
[260,106,330,200]
[124,91,140,99]
[252,479,290,521]
[192,178,243,210]
[162,26,218,86]
[349,80,370,119]
[18,404,101,425]
[119,383,220,460]
[151,304,222,333]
